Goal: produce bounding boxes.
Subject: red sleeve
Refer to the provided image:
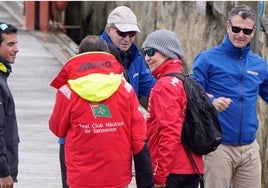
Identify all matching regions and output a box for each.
[151,78,187,184]
[49,86,72,137]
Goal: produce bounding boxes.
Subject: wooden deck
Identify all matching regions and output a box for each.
[0,2,136,187]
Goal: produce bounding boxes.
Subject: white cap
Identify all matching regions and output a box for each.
[107,6,141,32]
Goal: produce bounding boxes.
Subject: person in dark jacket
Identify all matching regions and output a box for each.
[191,5,268,188]
[100,6,156,109]
[49,35,153,188]
[0,22,20,188]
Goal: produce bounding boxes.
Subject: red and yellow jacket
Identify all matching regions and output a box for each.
[49,52,153,188]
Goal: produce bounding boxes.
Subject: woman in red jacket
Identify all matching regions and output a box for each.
[142,30,204,188]
[49,36,153,188]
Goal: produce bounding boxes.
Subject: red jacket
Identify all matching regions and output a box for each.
[147,59,204,185]
[49,52,151,188]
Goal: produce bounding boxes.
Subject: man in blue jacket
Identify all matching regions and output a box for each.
[100,6,156,109]
[191,5,268,188]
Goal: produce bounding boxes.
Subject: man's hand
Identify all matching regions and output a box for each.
[0,175,14,188]
[213,97,232,112]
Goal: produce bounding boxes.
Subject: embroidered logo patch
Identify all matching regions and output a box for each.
[90,104,111,118]
[247,70,258,76]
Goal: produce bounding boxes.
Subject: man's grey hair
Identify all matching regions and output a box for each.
[228,5,257,25]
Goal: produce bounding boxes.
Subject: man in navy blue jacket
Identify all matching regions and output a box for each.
[0,22,20,188]
[191,5,268,188]
[100,6,156,109]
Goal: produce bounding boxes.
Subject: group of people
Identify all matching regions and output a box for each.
[1,3,268,188]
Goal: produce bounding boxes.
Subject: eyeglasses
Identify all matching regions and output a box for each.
[229,22,253,36]
[143,48,156,57]
[0,23,8,31]
[229,20,254,35]
[231,25,253,35]
[114,28,137,38]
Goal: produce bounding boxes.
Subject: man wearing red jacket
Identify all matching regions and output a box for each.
[49,36,153,188]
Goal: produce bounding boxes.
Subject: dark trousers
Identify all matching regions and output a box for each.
[165,174,201,188]
[59,144,69,188]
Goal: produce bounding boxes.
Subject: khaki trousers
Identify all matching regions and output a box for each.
[204,140,261,188]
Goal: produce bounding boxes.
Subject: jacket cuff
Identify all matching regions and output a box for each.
[209,96,215,103]
[0,159,10,178]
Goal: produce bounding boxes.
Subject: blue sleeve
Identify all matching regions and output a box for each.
[190,52,209,89]
[259,67,268,103]
[58,137,65,144]
[136,56,156,97]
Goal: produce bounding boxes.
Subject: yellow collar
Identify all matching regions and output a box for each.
[0,62,7,73]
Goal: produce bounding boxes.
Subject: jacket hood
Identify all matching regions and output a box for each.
[50,52,124,102]
[50,52,124,89]
[68,73,122,102]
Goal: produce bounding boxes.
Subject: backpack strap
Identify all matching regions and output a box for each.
[164,72,185,81]
[184,142,204,188]
[164,72,205,188]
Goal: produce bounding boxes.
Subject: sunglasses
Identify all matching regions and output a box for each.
[115,29,137,38]
[0,23,8,31]
[231,26,253,35]
[229,22,253,36]
[144,48,156,57]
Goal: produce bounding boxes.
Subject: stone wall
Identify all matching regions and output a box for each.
[81,1,233,70]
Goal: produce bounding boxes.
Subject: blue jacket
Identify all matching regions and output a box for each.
[100,30,156,97]
[191,36,268,146]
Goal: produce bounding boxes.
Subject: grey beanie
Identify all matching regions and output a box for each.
[142,29,184,59]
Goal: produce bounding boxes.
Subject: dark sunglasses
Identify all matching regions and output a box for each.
[144,48,156,57]
[230,24,254,35]
[115,29,137,38]
[0,23,8,31]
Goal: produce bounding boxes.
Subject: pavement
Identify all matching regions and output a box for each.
[1,1,70,187]
[0,1,136,188]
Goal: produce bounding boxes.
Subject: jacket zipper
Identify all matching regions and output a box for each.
[238,55,243,145]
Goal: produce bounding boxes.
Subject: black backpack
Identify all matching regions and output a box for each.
[164,72,222,155]
[164,72,222,187]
